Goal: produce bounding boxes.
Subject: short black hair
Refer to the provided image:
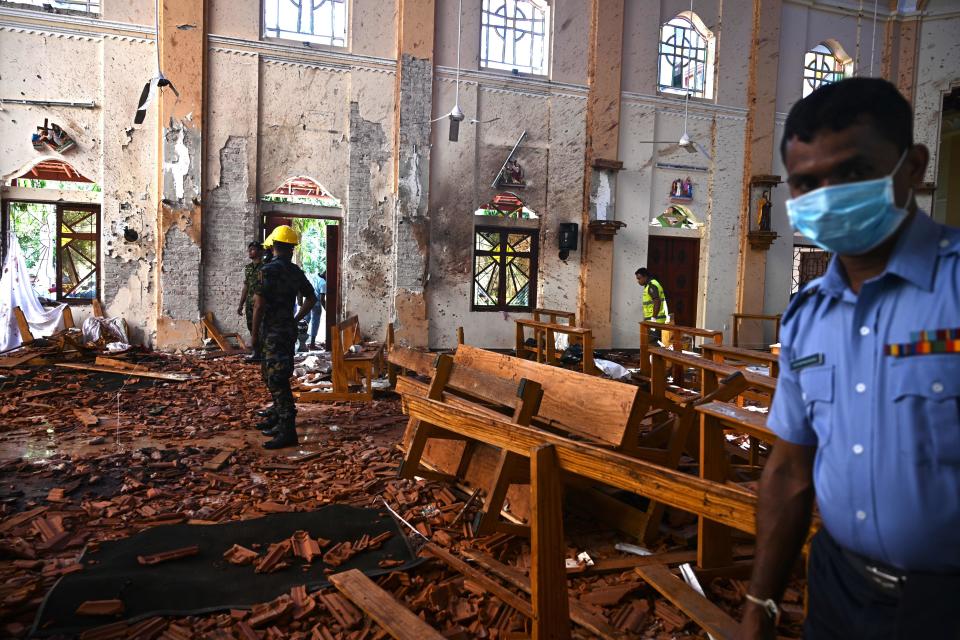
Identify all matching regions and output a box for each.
[781,78,913,161]
[635,267,650,277]
[248,241,262,250]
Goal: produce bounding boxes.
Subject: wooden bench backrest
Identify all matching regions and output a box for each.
[532,308,576,326]
[648,346,777,395]
[453,345,640,447]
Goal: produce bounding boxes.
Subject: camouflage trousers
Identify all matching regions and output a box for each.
[260,328,297,426]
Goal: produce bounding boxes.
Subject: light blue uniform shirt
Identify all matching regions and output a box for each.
[312,275,326,296]
[769,212,960,572]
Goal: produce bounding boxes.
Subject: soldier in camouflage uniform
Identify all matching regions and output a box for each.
[237,241,263,360]
[250,226,316,449]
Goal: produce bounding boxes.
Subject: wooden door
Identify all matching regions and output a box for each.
[325,223,340,338]
[646,236,700,328]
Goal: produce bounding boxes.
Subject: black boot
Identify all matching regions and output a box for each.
[256,407,274,418]
[263,423,298,449]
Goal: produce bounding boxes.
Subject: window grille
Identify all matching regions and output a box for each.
[264,0,348,47]
[658,14,714,98]
[792,245,830,294]
[803,43,849,97]
[480,0,550,76]
[16,0,99,12]
[472,228,538,311]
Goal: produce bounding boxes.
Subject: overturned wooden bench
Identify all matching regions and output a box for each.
[298,315,383,403]
[201,311,247,353]
[515,318,597,375]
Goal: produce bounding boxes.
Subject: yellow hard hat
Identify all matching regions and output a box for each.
[265,224,299,247]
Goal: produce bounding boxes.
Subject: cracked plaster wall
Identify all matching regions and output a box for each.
[0,28,158,345]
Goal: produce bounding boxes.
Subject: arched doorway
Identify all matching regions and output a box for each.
[261,176,342,348]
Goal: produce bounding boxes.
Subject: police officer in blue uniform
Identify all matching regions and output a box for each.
[739,78,960,639]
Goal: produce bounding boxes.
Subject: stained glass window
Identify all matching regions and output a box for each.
[803,43,850,97]
[473,228,537,311]
[480,0,550,76]
[658,13,715,98]
[264,0,348,47]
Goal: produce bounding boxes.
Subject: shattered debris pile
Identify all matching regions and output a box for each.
[0,352,801,639]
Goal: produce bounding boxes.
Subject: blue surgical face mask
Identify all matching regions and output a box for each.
[786,151,911,256]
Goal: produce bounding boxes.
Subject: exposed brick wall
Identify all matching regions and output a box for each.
[201,136,258,337]
[160,225,201,320]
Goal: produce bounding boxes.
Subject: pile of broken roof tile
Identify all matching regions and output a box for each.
[0,353,804,639]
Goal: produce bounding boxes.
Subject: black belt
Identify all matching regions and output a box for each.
[840,546,909,595]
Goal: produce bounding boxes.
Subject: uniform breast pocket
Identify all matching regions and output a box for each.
[892,358,960,465]
[799,365,835,447]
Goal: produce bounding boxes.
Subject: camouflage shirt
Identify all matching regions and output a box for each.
[244,261,262,293]
[253,256,315,331]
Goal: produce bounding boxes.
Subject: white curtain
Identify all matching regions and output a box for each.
[0,233,66,352]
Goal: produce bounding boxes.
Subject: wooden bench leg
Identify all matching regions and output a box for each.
[698,413,732,569]
[530,444,570,640]
[476,450,531,537]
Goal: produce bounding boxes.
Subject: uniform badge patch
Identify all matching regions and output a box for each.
[790,353,824,370]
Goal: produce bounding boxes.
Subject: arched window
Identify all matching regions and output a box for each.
[480,0,551,76]
[802,41,852,97]
[657,12,716,99]
[264,0,348,48]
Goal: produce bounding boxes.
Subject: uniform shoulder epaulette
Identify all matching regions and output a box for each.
[781,279,822,326]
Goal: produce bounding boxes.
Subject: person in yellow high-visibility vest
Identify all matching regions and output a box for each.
[635,267,669,342]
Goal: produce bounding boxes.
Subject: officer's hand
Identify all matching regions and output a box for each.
[736,605,776,640]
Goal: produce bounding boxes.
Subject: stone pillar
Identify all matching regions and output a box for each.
[155,0,205,349]
[577,0,626,348]
[392,0,435,348]
[735,0,782,340]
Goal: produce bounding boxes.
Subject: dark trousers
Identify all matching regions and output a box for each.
[805,530,960,639]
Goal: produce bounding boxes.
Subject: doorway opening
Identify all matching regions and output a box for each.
[646,235,700,329]
[262,214,340,348]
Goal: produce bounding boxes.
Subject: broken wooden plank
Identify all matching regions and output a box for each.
[94,356,148,372]
[75,600,125,616]
[55,362,192,381]
[421,543,533,617]
[73,408,100,427]
[329,569,445,640]
[0,352,41,368]
[202,448,235,471]
[13,306,34,343]
[137,545,200,566]
[634,563,739,640]
[461,549,628,640]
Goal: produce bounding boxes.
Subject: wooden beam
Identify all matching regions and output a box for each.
[634,564,739,640]
[530,444,571,640]
[56,362,192,381]
[329,569,445,640]
[421,543,533,617]
[13,307,34,343]
[403,395,758,533]
[463,549,628,640]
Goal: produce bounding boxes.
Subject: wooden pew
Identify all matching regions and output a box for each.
[647,345,776,408]
[298,315,384,403]
[201,312,247,353]
[397,389,770,639]
[732,312,781,349]
[515,318,597,375]
[701,342,780,378]
[639,320,723,378]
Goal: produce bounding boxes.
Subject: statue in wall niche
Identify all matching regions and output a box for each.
[497,158,526,187]
[757,189,772,231]
[670,177,693,200]
[32,119,76,153]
